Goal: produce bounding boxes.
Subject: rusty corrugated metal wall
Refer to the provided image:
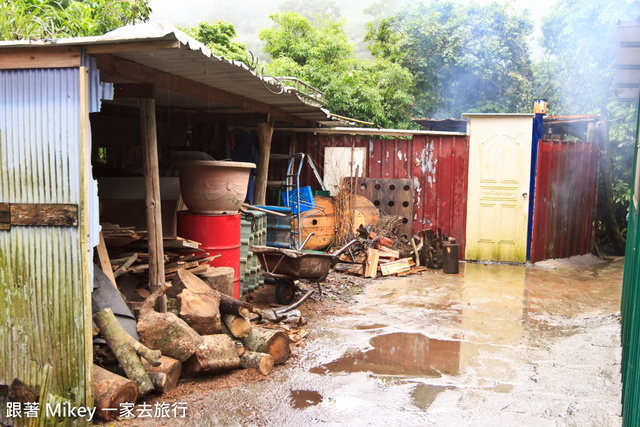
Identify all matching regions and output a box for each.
[0,68,90,424]
[296,133,469,259]
[530,140,598,262]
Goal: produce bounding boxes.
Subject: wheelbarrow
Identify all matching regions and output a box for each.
[252,240,357,304]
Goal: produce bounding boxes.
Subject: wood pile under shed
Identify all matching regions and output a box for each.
[92,225,300,421]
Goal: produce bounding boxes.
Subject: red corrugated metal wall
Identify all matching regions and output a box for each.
[296,133,469,259]
[530,140,598,262]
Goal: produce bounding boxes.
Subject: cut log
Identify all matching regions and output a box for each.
[240,351,274,376]
[177,288,221,335]
[222,314,251,338]
[197,266,235,296]
[411,237,420,267]
[219,322,246,357]
[241,327,291,365]
[181,334,241,377]
[365,248,379,278]
[333,263,364,276]
[378,246,400,258]
[380,258,412,276]
[396,266,428,277]
[94,308,155,395]
[113,253,138,279]
[141,356,182,393]
[93,364,138,422]
[169,268,213,298]
[136,284,204,362]
[219,293,255,319]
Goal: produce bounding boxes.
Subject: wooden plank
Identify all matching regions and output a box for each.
[140,97,167,312]
[0,203,9,230]
[380,258,412,276]
[10,203,78,226]
[113,83,156,100]
[364,248,379,278]
[80,66,94,406]
[0,46,82,70]
[95,54,312,127]
[97,232,118,286]
[85,41,180,55]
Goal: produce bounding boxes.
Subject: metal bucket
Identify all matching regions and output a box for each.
[177,211,241,298]
[443,242,459,274]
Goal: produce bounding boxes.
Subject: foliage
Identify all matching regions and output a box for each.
[0,0,151,40]
[365,1,534,119]
[259,12,415,128]
[184,21,248,62]
[537,0,640,253]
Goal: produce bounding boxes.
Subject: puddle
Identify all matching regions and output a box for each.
[289,389,323,409]
[311,333,461,377]
[353,323,387,330]
[411,384,454,410]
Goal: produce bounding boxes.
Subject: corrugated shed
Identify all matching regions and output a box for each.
[0,68,88,420]
[296,133,469,259]
[530,140,597,262]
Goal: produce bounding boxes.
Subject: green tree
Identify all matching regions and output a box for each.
[184,21,248,62]
[537,0,640,254]
[0,0,151,40]
[365,1,534,119]
[259,11,415,128]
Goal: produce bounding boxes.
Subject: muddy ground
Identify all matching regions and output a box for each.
[104,255,624,426]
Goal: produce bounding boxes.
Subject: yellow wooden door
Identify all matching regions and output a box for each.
[463,114,533,262]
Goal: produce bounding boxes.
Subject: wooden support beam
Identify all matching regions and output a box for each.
[114,83,155,100]
[140,96,167,312]
[0,46,82,70]
[0,203,78,230]
[85,41,180,55]
[254,121,274,205]
[95,54,312,127]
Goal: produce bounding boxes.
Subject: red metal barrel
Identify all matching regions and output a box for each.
[177,211,241,298]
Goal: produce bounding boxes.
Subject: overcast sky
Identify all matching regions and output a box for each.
[147,0,557,59]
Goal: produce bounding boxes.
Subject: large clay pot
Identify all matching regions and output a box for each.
[178,160,256,214]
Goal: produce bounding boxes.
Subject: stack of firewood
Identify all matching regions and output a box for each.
[331,227,457,278]
[92,269,292,422]
[333,232,427,278]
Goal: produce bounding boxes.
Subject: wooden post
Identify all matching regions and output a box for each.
[140,97,166,312]
[254,121,274,205]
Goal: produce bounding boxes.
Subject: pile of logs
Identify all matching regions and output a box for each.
[333,232,427,278]
[92,269,291,421]
[332,227,456,278]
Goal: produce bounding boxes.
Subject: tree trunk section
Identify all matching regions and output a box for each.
[94,308,155,395]
[197,267,235,296]
[241,327,291,365]
[222,314,252,338]
[177,288,221,335]
[140,97,166,312]
[93,364,138,421]
[219,322,246,356]
[141,355,182,393]
[137,285,204,362]
[219,293,254,319]
[598,106,627,254]
[254,121,274,205]
[240,351,274,376]
[181,334,241,377]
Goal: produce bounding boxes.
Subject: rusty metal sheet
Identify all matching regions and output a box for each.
[530,140,597,262]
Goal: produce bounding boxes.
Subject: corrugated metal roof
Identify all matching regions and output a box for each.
[0,22,346,127]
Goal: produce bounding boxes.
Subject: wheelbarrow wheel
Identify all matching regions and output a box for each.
[275,279,296,305]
